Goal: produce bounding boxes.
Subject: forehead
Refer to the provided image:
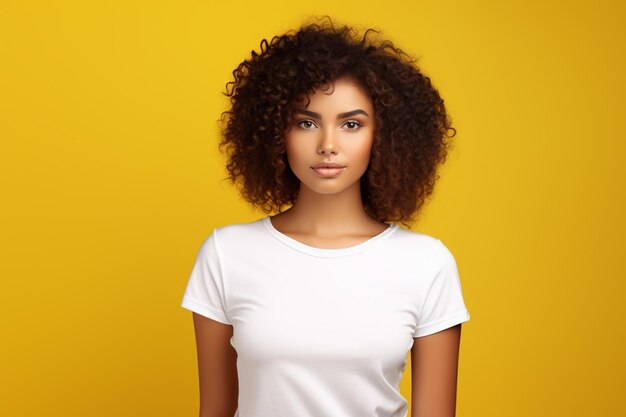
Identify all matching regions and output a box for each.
[295,77,373,111]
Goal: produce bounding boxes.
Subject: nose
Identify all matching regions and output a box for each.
[317,127,338,155]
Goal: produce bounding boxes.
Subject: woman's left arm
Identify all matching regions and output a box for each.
[411,324,463,417]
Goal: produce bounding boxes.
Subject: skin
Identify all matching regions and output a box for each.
[411,324,463,417]
[191,76,463,417]
[192,313,238,417]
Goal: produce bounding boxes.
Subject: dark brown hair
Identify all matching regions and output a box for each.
[218,18,456,227]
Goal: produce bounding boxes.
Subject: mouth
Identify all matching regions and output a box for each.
[311,166,346,177]
[312,162,345,169]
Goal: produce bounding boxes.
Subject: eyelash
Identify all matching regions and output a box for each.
[296,119,362,130]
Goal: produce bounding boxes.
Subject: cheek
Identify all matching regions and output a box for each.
[359,141,374,161]
[285,137,306,171]
[347,137,375,167]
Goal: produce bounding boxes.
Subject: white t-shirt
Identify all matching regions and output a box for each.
[181,216,470,417]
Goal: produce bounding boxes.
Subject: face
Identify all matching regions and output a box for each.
[285,76,375,197]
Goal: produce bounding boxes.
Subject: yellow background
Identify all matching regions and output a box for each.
[1,0,624,416]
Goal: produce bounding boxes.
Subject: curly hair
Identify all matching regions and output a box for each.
[218,17,456,227]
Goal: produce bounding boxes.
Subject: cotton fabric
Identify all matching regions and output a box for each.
[181,216,470,417]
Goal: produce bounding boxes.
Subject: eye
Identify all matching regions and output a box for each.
[342,120,361,130]
[297,119,317,129]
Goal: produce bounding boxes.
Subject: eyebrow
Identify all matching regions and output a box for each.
[294,109,369,119]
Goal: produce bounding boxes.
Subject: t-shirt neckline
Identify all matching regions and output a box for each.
[262,216,399,258]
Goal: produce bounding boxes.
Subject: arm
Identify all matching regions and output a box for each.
[411,324,463,417]
[192,312,239,417]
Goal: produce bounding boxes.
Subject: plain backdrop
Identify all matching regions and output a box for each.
[1,1,624,416]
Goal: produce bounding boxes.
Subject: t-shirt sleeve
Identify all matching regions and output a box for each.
[180,229,232,325]
[414,239,470,338]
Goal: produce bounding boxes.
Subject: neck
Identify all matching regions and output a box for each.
[284,181,375,234]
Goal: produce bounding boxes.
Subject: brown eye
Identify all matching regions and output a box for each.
[343,120,361,130]
[297,120,317,129]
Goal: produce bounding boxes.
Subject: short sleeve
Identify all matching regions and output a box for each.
[414,239,470,338]
[181,229,232,325]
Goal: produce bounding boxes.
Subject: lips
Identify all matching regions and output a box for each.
[311,163,346,178]
[311,162,346,168]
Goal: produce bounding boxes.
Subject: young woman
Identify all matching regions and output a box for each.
[182,19,471,417]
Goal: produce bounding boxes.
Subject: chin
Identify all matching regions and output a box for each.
[302,181,361,196]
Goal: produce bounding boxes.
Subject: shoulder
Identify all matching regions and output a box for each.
[200,218,266,253]
[387,226,459,267]
[213,217,264,238]
[390,225,441,253]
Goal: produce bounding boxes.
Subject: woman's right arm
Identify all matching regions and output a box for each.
[192,312,239,417]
